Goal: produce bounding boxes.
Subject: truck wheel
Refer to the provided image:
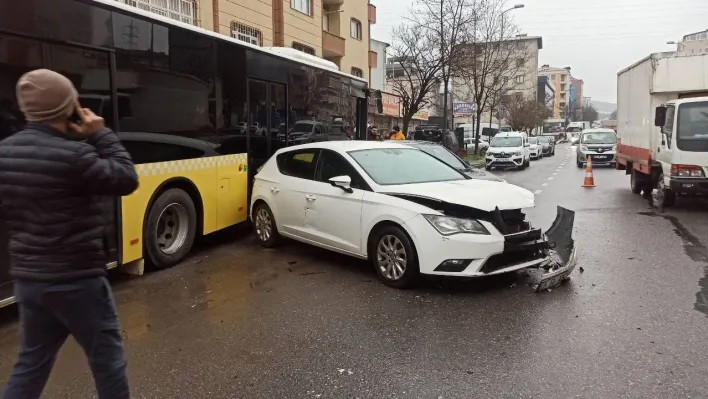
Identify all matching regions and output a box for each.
[630,169,643,194]
[656,173,676,208]
[144,188,197,269]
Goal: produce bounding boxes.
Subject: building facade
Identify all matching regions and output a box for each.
[453,35,543,127]
[570,77,584,109]
[538,65,571,119]
[369,38,389,91]
[114,0,376,81]
[674,29,708,55]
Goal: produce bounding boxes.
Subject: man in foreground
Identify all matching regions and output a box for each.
[0,69,139,399]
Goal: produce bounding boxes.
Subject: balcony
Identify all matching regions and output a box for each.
[323,30,345,58]
[368,4,377,24]
[323,0,344,5]
[369,51,377,68]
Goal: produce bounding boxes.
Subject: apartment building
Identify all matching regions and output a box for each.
[538,65,571,119]
[452,35,543,127]
[116,0,376,81]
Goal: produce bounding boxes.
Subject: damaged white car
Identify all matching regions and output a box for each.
[250,141,577,289]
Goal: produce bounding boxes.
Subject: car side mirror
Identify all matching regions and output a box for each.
[654,106,667,127]
[329,175,353,193]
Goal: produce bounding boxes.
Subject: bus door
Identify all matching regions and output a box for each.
[247,79,287,175]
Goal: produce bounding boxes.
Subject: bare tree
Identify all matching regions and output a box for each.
[455,0,525,153]
[410,0,477,130]
[387,24,442,134]
[582,103,599,125]
[502,95,552,132]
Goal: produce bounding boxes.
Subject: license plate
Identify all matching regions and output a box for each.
[591,155,608,161]
[536,246,578,292]
[495,158,511,162]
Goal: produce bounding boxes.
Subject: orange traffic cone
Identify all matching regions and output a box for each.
[582,156,596,188]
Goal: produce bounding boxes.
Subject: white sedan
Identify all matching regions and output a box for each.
[250,141,576,288]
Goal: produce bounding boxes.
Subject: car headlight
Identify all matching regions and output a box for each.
[580,146,589,152]
[423,214,490,235]
[512,151,522,156]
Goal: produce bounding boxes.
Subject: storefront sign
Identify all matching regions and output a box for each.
[453,102,475,117]
[411,110,429,121]
[380,92,400,117]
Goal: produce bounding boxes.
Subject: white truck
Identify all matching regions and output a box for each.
[616,51,708,207]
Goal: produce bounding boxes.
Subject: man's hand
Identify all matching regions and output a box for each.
[68,102,105,136]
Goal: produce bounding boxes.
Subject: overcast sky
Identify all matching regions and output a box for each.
[370,0,707,104]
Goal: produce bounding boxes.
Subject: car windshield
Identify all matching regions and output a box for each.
[582,132,616,144]
[567,127,582,133]
[528,137,538,145]
[538,137,551,143]
[348,148,465,185]
[677,101,708,139]
[290,123,314,133]
[490,137,522,147]
[407,144,466,169]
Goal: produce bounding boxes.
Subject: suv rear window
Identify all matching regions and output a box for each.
[276,149,319,180]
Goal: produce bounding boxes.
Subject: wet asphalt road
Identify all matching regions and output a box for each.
[0,143,708,398]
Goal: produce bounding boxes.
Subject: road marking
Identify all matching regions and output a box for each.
[548,177,554,180]
[534,190,542,195]
[542,183,548,186]
[553,172,558,175]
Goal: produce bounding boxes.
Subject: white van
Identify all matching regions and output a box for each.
[485,131,531,170]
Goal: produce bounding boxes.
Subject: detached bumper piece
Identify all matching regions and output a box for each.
[476,207,577,287]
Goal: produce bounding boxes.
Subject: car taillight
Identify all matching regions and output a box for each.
[670,164,705,177]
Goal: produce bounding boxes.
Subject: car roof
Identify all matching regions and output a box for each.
[277,140,413,153]
[581,128,616,133]
[494,131,524,138]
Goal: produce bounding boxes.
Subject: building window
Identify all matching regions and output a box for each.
[514,75,524,84]
[293,42,315,55]
[121,0,197,25]
[350,19,362,40]
[351,67,363,78]
[231,22,262,46]
[502,76,510,84]
[516,58,524,67]
[291,0,311,16]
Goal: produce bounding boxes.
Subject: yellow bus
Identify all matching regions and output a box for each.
[0,0,369,305]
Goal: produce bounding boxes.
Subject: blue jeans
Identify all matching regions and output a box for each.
[3,277,129,399]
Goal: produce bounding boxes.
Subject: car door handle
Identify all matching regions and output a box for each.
[305,194,317,201]
[270,187,280,194]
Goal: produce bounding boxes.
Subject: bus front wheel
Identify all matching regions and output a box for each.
[144,188,197,269]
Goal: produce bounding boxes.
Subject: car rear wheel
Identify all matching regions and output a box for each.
[253,203,281,247]
[144,188,197,269]
[371,225,420,289]
[630,168,643,194]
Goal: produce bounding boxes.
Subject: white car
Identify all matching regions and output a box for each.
[485,132,531,170]
[250,141,576,288]
[528,137,542,159]
[464,137,489,154]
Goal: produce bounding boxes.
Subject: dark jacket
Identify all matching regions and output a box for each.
[0,123,139,282]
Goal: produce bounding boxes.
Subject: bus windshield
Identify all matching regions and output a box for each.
[677,102,708,140]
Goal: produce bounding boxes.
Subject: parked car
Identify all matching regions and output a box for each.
[576,128,617,168]
[528,137,542,159]
[537,136,555,156]
[485,131,530,170]
[250,141,576,288]
[399,140,505,182]
[464,137,489,154]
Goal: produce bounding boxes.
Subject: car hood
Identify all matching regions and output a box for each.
[380,179,535,212]
[460,168,505,182]
[487,146,523,153]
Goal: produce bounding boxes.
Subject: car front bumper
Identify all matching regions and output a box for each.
[485,155,524,167]
[669,177,708,195]
[405,207,577,278]
[577,151,616,164]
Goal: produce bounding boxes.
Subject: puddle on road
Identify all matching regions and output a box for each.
[638,211,708,317]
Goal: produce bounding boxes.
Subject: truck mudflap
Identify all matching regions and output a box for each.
[536,206,578,291]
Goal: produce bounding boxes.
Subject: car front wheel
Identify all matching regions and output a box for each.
[371,225,419,288]
[253,203,282,247]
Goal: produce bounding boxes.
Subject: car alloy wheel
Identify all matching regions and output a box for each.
[376,234,407,281]
[255,207,273,242]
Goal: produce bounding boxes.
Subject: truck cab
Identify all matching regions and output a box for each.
[653,98,708,204]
